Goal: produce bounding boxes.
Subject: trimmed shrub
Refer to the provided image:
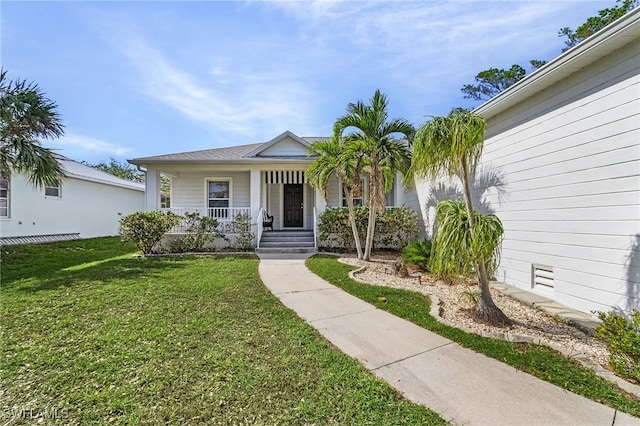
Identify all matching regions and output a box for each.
[317,207,367,250]
[168,212,228,253]
[318,206,419,251]
[401,238,432,270]
[227,212,255,251]
[595,309,640,382]
[376,207,420,249]
[120,211,181,255]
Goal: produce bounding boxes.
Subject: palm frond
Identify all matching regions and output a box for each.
[1,69,65,187]
[429,200,504,279]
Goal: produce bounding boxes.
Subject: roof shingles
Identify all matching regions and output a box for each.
[129,136,328,165]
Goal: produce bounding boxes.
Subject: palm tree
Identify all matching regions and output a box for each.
[307,137,365,259]
[333,90,414,261]
[410,108,511,326]
[0,69,65,187]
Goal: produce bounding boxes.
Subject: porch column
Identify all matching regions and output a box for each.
[250,169,261,222]
[145,168,161,211]
[395,172,405,206]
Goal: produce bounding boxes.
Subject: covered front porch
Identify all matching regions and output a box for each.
[144,167,325,247]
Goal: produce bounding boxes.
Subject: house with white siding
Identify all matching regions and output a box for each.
[130,9,638,317]
[463,8,639,316]
[0,158,145,245]
[128,131,415,251]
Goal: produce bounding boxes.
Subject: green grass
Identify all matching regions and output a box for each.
[306,254,640,418]
[1,238,446,425]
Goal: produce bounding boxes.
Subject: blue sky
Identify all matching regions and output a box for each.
[3,0,612,164]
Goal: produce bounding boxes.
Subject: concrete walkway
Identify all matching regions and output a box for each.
[257,253,638,426]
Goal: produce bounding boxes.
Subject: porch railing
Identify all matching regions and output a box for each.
[161,207,251,233]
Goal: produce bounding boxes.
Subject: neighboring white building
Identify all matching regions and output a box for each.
[467,9,640,316]
[0,158,145,244]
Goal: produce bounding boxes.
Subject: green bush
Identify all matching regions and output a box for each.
[377,207,420,249]
[227,212,255,250]
[318,206,419,251]
[317,207,368,250]
[595,309,640,382]
[168,212,228,253]
[401,238,432,270]
[120,211,182,255]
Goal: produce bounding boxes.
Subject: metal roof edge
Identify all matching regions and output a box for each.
[62,159,145,191]
[475,7,640,119]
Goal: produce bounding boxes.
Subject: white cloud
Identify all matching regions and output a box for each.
[269,1,596,78]
[53,132,132,157]
[104,26,317,139]
[83,0,609,143]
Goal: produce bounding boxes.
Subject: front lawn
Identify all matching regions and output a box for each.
[305,254,640,418]
[1,238,446,425]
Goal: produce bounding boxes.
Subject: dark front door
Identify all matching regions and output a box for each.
[284,184,303,227]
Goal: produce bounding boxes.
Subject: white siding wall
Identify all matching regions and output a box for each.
[305,184,314,227]
[479,40,639,315]
[326,176,341,207]
[172,171,251,208]
[404,179,431,238]
[267,184,282,230]
[1,174,144,239]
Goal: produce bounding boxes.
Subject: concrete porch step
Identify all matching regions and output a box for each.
[260,236,315,243]
[260,241,315,248]
[261,230,314,237]
[255,247,318,254]
[258,230,316,253]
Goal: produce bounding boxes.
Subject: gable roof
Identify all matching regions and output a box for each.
[245,131,312,158]
[62,158,145,191]
[129,132,328,166]
[475,7,640,119]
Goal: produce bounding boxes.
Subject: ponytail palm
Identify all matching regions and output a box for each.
[411,109,511,326]
[430,200,504,279]
[307,137,364,259]
[333,90,414,261]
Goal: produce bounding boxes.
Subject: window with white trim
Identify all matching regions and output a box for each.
[45,183,61,197]
[341,179,365,207]
[0,175,9,217]
[207,179,231,218]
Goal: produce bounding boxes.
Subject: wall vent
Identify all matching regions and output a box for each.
[532,264,554,291]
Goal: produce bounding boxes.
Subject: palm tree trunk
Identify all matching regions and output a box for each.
[364,202,376,261]
[363,160,383,261]
[459,158,512,326]
[344,187,364,259]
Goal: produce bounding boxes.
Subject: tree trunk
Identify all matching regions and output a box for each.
[363,202,376,261]
[472,259,512,326]
[459,158,512,327]
[344,186,364,259]
[363,160,382,261]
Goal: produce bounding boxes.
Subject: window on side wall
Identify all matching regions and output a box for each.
[207,179,230,218]
[0,175,9,217]
[341,179,365,207]
[45,183,61,198]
